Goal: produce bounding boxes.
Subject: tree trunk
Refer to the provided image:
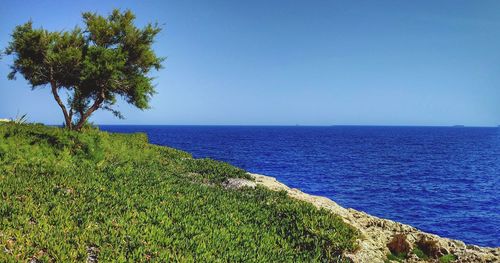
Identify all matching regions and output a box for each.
[50,81,72,129]
[74,95,104,131]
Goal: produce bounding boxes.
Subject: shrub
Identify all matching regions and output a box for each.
[411,247,428,259]
[387,234,410,256]
[416,236,441,258]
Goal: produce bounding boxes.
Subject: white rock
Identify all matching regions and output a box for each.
[222,178,257,189]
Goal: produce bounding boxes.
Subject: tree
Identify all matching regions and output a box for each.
[5,9,163,130]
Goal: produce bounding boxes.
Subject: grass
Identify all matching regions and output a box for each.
[439,254,457,263]
[385,252,406,262]
[411,247,428,260]
[0,123,358,262]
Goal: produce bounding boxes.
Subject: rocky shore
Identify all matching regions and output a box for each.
[243,173,499,263]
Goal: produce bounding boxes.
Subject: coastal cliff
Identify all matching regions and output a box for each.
[0,123,498,262]
[248,173,499,262]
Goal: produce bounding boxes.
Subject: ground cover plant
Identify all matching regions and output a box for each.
[0,123,358,262]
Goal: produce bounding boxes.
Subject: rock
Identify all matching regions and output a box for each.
[87,246,99,263]
[466,244,481,251]
[222,178,257,189]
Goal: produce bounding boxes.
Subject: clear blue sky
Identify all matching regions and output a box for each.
[1,0,499,126]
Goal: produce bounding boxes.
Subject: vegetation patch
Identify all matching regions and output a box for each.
[0,124,358,262]
[411,247,428,260]
[415,236,441,258]
[439,254,457,263]
[385,252,407,262]
[387,234,410,256]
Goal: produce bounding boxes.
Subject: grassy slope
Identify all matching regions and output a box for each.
[0,124,357,262]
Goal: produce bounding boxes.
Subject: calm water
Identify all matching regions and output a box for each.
[100,125,500,247]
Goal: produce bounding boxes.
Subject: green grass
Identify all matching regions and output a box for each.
[411,247,428,260]
[386,252,407,262]
[439,254,457,263]
[0,123,358,262]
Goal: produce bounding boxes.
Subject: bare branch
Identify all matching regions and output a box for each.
[50,74,72,129]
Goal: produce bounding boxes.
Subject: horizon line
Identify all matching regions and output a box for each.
[44,123,500,128]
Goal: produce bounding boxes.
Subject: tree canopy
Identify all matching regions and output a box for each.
[5,9,163,130]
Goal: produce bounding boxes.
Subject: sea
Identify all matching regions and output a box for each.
[100,125,500,247]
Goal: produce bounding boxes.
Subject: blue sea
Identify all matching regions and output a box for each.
[100,125,500,247]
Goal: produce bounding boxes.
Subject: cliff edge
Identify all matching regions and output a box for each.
[250,173,499,263]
